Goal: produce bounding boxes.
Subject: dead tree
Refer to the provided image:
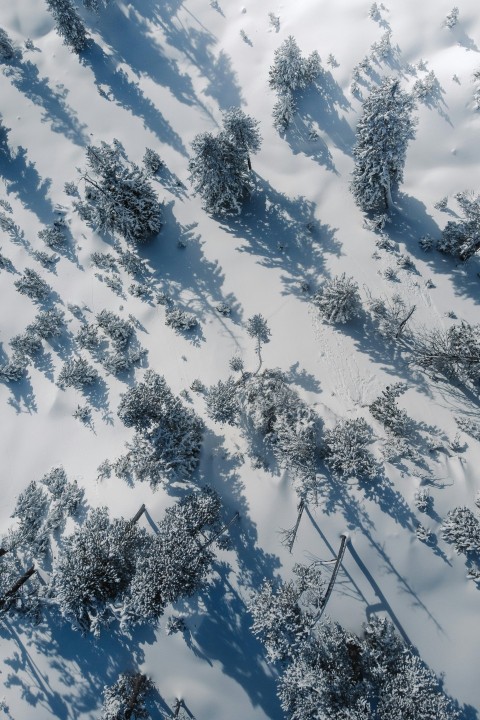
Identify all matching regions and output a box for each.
[0,564,36,610]
[316,534,349,619]
[280,499,306,553]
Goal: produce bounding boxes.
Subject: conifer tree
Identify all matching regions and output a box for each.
[221,108,261,171]
[351,77,416,212]
[45,0,88,54]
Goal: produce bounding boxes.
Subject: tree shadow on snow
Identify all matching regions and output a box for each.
[220,175,342,302]
[4,60,89,147]
[81,42,187,156]
[387,194,479,305]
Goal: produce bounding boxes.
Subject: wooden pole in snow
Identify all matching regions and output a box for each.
[129,504,146,525]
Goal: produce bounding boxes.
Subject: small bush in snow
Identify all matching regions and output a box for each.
[369,383,409,437]
[313,273,361,324]
[206,377,239,425]
[76,323,99,350]
[29,308,65,339]
[455,415,480,442]
[412,321,480,385]
[444,6,459,28]
[96,310,133,350]
[0,355,28,382]
[33,250,59,269]
[323,418,377,480]
[442,507,480,555]
[14,269,51,302]
[58,357,99,389]
[101,348,145,376]
[143,147,163,174]
[434,196,448,211]
[368,292,415,339]
[38,222,65,251]
[436,191,480,260]
[165,307,198,332]
[90,252,117,271]
[414,489,432,513]
[165,615,186,635]
[269,36,320,95]
[73,404,92,424]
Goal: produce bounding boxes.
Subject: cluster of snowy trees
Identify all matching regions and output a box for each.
[113,370,204,488]
[188,108,261,215]
[436,191,480,260]
[269,36,321,131]
[0,468,84,618]
[73,140,162,243]
[250,563,458,719]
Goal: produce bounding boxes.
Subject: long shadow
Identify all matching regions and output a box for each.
[142,201,243,330]
[126,0,244,112]
[220,175,341,301]
[1,612,155,719]
[4,60,89,146]
[89,1,200,111]
[291,69,356,159]
[0,125,54,225]
[388,193,479,305]
[81,42,187,156]
[192,563,281,720]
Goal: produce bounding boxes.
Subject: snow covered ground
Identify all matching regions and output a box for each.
[0,0,479,717]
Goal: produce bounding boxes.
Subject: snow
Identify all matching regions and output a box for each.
[1,0,479,717]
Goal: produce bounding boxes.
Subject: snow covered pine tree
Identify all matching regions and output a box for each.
[351,77,416,213]
[45,0,88,53]
[74,141,162,243]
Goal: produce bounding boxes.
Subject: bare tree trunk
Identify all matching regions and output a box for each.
[123,673,147,720]
[283,499,306,553]
[0,565,36,608]
[254,338,263,375]
[130,504,146,525]
[197,512,240,554]
[317,534,349,618]
[395,304,416,338]
[173,698,184,718]
[247,155,252,171]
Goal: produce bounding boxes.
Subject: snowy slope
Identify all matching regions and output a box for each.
[1,0,479,718]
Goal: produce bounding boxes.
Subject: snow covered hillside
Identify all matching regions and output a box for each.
[0,0,479,718]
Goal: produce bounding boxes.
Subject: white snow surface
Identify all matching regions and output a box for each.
[0,0,479,718]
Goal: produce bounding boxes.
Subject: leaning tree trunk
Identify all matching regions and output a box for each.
[317,534,349,618]
[123,673,147,720]
[281,499,306,553]
[0,565,36,609]
[197,512,240,555]
[129,503,146,525]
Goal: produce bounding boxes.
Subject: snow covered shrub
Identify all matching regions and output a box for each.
[249,563,324,663]
[125,488,223,624]
[351,78,416,213]
[313,273,361,324]
[101,673,153,720]
[0,355,28,382]
[166,615,186,635]
[0,28,16,62]
[101,348,145,376]
[74,141,162,243]
[45,0,88,53]
[51,507,147,634]
[444,6,459,28]
[323,418,377,480]
[116,370,204,486]
[38,222,65,251]
[222,107,262,171]
[206,377,239,425]
[9,331,42,361]
[442,507,480,555]
[371,30,393,60]
[368,292,415,339]
[436,191,480,260]
[165,307,198,332]
[455,415,480,441]
[413,71,439,101]
[90,251,117,271]
[414,489,432,513]
[14,269,51,302]
[73,404,92,424]
[434,196,448,211]
[412,322,480,385]
[58,357,99,389]
[96,310,133,350]
[269,36,320,94]
[29,308,65,339]
[75,322,99,350]
[188,131,251,215]
[143,147,163,174]
[272,92,297,132]
[238,370,320,489]
[368,383,409,436]
[11,481,50,553]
